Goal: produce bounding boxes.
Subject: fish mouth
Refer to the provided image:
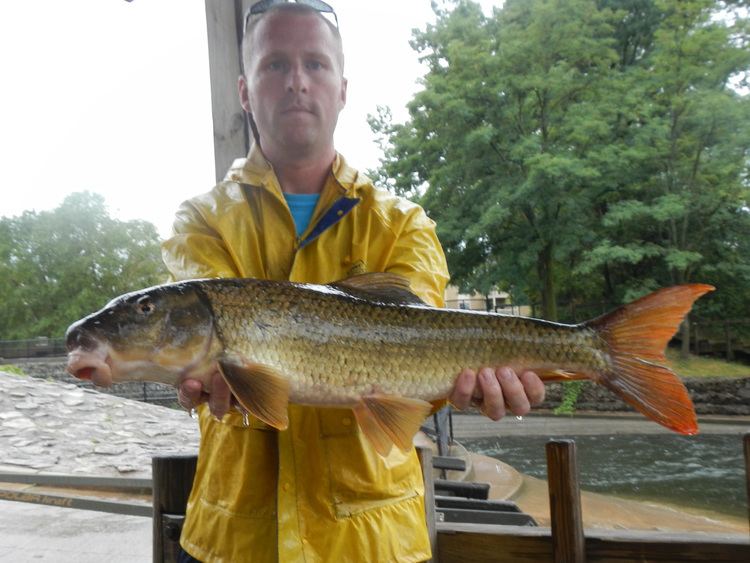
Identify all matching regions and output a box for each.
[66,346,113,387]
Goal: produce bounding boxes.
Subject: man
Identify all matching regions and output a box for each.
[163,3,544,561]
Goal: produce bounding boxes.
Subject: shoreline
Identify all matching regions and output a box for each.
[432,412,749,534]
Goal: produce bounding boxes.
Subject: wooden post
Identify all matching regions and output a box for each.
[153,454,198,563]
[204,0,251,182]
[417,445,438,563]
[744,433,750,532]
[546,439,585,563]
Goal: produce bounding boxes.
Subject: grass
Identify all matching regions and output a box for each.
[665,348,750,378]
[0,364,26,376]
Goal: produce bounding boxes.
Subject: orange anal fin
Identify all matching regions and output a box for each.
[586,284,713,435]
[353,394,433,456]
[603,356,698,435]
[218,359,290,431]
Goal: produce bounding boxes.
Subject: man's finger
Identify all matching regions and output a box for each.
[520,370,545,406]
[449,368,477,410]
[478,367,505,420]
[498,367,531,416]
[178,379,204,411]
[208,372,232,420]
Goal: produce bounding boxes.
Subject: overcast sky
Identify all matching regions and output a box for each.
[0,0,503,238]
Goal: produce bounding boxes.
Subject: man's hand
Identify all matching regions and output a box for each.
[178,372,233,420]
[449,367,545,420]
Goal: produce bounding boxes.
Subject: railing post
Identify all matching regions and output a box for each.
[417,445,438,563]
[546,439,585,563]
[152,454,197,563]
[744,433,750,532]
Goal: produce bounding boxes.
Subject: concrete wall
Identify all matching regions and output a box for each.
[9,357,177,407]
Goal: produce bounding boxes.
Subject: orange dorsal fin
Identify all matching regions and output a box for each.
[585,284,714,435]
[352,394,433,456]
[218,359,290,430]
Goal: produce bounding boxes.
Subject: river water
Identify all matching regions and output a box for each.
[463,432,748,518]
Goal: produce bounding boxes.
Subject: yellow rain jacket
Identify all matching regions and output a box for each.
[162,145,449,563]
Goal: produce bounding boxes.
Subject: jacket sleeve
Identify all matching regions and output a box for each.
[161,198,241,281]
[385,206,450,308]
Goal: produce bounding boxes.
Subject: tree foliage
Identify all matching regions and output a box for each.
[371,0,750,326]
[0,192,167,339]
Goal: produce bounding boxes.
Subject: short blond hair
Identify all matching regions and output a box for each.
[241,3,344,75]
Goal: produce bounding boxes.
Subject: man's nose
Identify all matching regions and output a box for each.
[286,64,308,93]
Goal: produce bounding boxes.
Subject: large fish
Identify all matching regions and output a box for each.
[65,273,713,455]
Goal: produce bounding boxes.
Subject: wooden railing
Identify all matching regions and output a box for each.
[2,435,749,562]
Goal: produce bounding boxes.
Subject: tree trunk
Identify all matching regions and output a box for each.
[538,243,558,321]
[680,316,690,360]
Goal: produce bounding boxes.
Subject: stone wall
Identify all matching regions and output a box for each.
[8,357,177,407]
[541,376,750,416]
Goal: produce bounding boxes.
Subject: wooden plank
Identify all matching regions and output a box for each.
[204,0,250,182]
[0,471,151,490]
[152,454,197,563]
[0,486,151,517]
[437,524,553,562]
[417,446,438,563]
[436,524,750,563]
[546,439,585,562]
[432,455,466,472]
[435,479,490,499]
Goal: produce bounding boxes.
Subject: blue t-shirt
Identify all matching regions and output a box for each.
[283,192,321,237]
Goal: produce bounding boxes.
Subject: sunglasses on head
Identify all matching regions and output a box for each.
[244,0,339,33]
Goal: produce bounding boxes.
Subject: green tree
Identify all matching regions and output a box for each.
[577,0,750,354]
[372,0,749,334]
[372,0,622,320]
[0,192,167,339]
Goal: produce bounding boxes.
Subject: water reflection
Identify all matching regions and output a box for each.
[463,433,746,518]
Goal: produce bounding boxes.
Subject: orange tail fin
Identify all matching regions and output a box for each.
[585,284,714,435]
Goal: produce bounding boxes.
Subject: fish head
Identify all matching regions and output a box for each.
[65,282,217,387]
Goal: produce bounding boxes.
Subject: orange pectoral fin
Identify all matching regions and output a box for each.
[534,369,591,382]
[353,394,433,456]
[218,359,290,431]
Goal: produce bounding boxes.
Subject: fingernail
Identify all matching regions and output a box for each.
[499,367,513,380]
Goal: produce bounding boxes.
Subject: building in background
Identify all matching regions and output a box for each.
[444,286,530,316]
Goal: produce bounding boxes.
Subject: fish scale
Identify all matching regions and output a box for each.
[203,280,613,404]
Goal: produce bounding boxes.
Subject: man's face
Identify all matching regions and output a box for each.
[240,11,347,161]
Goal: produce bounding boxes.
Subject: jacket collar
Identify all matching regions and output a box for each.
[224,143,370,198]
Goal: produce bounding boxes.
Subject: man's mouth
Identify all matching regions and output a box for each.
[283,105,314,114]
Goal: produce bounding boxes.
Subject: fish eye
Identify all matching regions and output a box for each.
[136,296,155,316]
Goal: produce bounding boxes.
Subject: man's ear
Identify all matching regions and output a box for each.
[339,77,348,110]
[238,75,252,113]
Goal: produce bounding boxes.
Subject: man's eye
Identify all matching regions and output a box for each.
[268,61,285,71]
[306,61,323,70]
